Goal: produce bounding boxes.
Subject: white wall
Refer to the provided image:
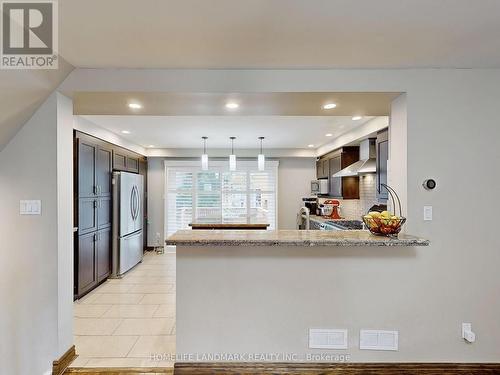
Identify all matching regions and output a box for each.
[0,93,74,375]
[147,156,316,245]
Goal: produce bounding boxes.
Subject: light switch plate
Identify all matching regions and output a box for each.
[360,330,398,351]
[309,328,348,349]
[424,206,433,221]
[20,200,41,215]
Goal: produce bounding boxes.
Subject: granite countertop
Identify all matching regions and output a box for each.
[166,229,430,247]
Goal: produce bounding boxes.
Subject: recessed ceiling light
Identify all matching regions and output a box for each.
[148,145,155,148]
[325,133,333,137]
[225,102,239,110]
[308,144,315,148]
[121,130,131,134]
[128,103,142,109]
[323,103,337,110]
[352,116,363,120]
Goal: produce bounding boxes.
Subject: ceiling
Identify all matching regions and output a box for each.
[60,0,500,69]
[81,115,378,149]
[73,92,399,116]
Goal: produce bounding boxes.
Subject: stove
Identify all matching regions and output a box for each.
[323,220,364,230]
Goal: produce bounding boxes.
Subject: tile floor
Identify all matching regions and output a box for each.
[71,251,176,368]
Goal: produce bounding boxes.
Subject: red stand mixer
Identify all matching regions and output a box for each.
[323,199,342,219]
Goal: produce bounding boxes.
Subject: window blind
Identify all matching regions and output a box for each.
[166,162,278,236]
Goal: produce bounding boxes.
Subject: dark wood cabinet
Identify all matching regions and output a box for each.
[96,228,111,283]
[78,140,97,198]
[97,197,111,230]
[376,130,389,200]
[77,232,97,296]
[97,146,112,197]
[328,156,342,198]
[74,131,147,298]
[318,146,360,199]
[127,156,139,173]
[78,198,97,235]
[113,151,127,171]
[316,159,329,179]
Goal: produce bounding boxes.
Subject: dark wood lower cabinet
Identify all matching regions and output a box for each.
[77,232,97,297]
[76,228,111,298]
[96,228,111,283]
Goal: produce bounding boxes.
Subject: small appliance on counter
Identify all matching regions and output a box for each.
[311,179,329,195]
[323,199,342,219]
[302,197,318,214]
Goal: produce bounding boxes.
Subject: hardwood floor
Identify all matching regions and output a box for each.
[65,368,173,375]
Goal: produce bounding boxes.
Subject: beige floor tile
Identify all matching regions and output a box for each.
[74,304,112,318]
[131,270,176,277]
[152,304,176,318]
[90,293,145,305]
[93,282,135,294]
[140,294,175,305]
[85,357,174,368]
[102,304,160,318]
[76,291,101,304]
[75,335,139,357]
[128,335,176,358]
[113,318,175,335]
[69,355,89,367]
[74,318,123,335]
[129,284,174,294]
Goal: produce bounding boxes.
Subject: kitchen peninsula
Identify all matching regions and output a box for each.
[167,229,429,360]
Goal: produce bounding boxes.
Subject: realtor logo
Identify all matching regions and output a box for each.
[1,0,58,69]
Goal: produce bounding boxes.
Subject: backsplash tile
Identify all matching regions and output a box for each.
[319,174,385,220]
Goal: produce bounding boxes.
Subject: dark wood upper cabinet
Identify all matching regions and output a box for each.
[376,130,389,200]
[126,156,139,173]
[113,151,127,171]
[78,140,97,198]
[328,156,342,198]
[318,146,360,199]
[97,146,112,197]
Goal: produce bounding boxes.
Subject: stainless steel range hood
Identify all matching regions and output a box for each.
[332,138,377,177]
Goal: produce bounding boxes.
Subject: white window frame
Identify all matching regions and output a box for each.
[164,160,279,237]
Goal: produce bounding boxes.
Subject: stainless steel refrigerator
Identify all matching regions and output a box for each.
[111,171,144,277]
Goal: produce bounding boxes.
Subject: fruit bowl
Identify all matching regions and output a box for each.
[362,212,406,237]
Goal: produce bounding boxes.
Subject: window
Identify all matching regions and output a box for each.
[165,161,278,236]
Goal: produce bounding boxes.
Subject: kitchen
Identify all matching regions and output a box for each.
[69,91,424,369]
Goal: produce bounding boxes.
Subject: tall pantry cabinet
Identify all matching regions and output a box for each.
[74,131,148,299]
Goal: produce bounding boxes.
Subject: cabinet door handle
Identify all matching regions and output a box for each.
[94,200,98,209]
[94,185,97,195]
[93,233,97,242]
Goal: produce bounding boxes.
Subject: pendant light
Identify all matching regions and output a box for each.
[201,136,208,170]
[258,136,265,171]
[229,136,237,171]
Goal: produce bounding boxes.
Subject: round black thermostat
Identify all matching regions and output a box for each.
[423,179,436,190]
